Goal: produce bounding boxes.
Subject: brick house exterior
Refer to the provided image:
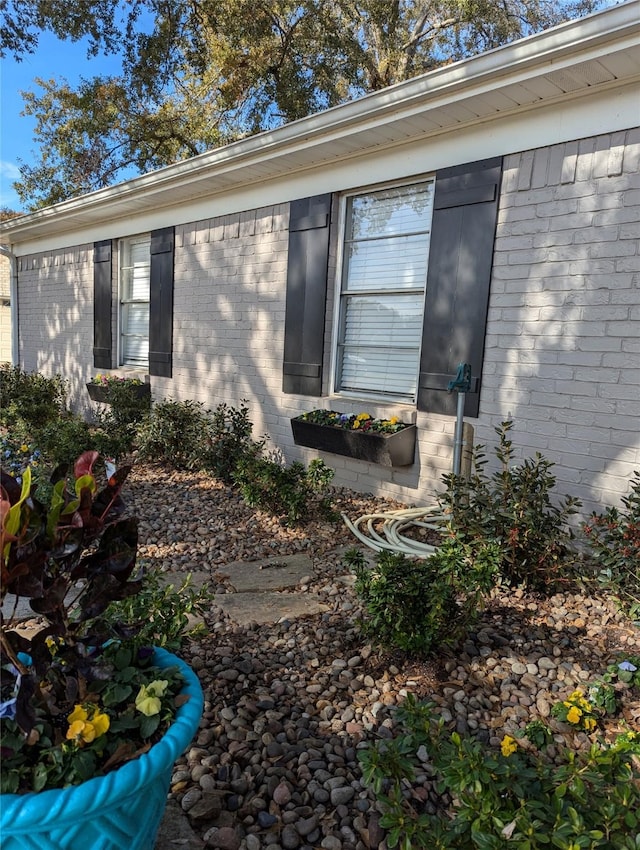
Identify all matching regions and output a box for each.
[0,254,11,364]
[2,3,639,519]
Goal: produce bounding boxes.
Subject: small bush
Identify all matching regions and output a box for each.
[102,568,212,651]
[348,541,498,656]
[201,400,264,484]
[583,471,640,619]
[439,420,581,591]
[136,399,210,468]
[37,414,97,468]
[90,379,152,459]
[0,365,67,430]
[234,454,335,525]
[359,694,640,850]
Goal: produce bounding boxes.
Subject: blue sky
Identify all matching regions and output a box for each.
[1,34,123,213]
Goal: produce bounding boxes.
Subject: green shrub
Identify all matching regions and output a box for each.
[201,400,264,484]
[101,568,212,651]
[583,471,640,619]
[439,420,581,591]
[136,399,210,469]
[233,454,335,525]
[0,365,67,430]
[359,694,640,850]
[90,379,152,459]
[36,414,97,468]
[348,541,498,656]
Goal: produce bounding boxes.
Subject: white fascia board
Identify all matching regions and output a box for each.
[2,0,639,251]
[12,82,638,257]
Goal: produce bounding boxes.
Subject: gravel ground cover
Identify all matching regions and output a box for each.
[128,465,639,850]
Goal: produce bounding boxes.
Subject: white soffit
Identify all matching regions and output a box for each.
[2,0,639,249]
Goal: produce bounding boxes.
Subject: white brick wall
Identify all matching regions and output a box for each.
[478,127,640,516]
[15,129,640,519]
[17,246,94,416]
[0,255,11,364]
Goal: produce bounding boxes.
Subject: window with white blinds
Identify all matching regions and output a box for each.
[335,180,435,402]
[119,236,150,367]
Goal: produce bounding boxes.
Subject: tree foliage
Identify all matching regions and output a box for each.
[3,0,604,209]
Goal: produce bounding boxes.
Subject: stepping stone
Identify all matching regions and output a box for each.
[214,591,329,625]
[220,553,314,592]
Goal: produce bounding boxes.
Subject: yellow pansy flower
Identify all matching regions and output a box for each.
[66,704,110,746]
[584,717,597,731]
[500,735,518,757]
[135,680,169,717]
[67,705,88,724]
[566,706,582,724]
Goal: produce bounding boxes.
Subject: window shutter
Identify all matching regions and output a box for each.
[93,240,112,369]
[149,226,174,378]
[417,157,502,417]
[283,194,332,395]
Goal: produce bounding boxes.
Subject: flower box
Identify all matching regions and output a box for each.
[86,381,150,403]
[291,417,417,467]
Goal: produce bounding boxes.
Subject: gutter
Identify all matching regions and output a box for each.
[0,245,19,366]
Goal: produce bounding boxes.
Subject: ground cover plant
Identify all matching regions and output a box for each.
[359,693,639,850]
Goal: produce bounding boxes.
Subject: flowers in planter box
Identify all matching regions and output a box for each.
[91,374,144,386]
[0,451,186,794]
[298,409,410,434]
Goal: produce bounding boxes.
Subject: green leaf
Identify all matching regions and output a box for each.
[32,762,48,792]
[140,713,160,739]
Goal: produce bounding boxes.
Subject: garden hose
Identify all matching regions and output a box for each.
[341,505,447,557]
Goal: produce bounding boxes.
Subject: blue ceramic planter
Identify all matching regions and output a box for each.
[1,648,204,850]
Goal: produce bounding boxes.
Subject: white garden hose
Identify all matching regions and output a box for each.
[343,364,470,556]
[341,505,447,556]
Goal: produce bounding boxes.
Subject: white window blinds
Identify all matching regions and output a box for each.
[120,237,150,366]
[336,181,434,402]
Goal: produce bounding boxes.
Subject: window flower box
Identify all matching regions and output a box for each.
[291,410,416,467]
[86,378,150,403]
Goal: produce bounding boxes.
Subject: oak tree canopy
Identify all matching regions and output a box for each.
[2,0,603,209]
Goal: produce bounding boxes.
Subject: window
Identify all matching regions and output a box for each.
[334,180,435,403]
[119,235,151,367]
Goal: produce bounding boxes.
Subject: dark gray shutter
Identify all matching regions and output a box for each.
[417,156,502,417]
[149,226,174,378]
[93,240,112,369]
[283,194,332,395]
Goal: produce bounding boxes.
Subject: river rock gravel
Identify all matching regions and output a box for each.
[128,465,639,850]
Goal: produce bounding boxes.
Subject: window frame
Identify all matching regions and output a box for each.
[118,234,151,369]
[330,175,435,405]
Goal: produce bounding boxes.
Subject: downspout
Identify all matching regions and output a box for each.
[0,244,19,366]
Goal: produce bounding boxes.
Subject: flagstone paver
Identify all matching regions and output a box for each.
[213,590,329,625]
